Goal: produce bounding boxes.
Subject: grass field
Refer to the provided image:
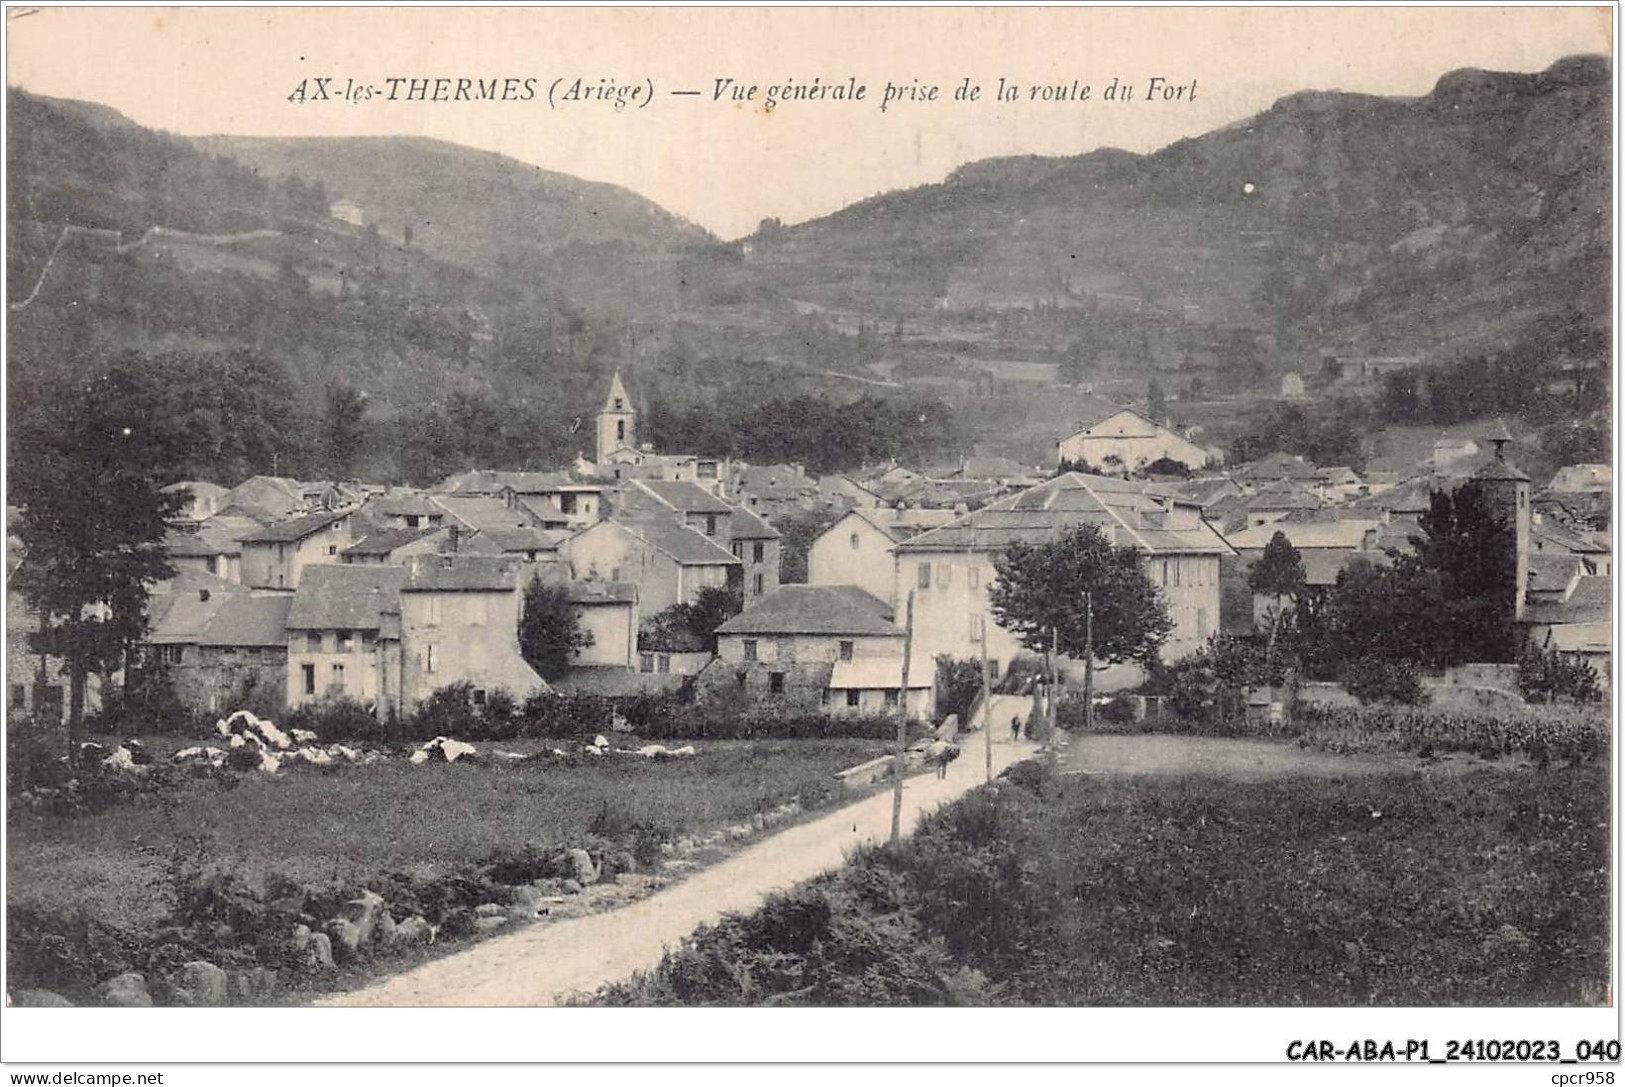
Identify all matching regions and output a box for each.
[7,738,890,932]
[597,749,1610,1006]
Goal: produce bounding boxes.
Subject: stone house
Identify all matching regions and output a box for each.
[893,472,1232,682]
[705,585,933,720]
[528,565,640,670]
[145,580,292,714]
[562,517,739,617]
[341,525,449,565]
[161,481,228,522]
[284,564,406,713]
[807,508,956,612]
[398,554,547,713]
[619,479,737,541]
[728,507,782,601]
[240,509,353,590]
[730,462,819,521]
[163,514,261,584]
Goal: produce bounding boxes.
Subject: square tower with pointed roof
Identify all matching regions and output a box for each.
[596,371,637,465]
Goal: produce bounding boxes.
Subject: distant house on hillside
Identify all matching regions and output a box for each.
[1549,464,1612,494]
[1056,401,1207,472]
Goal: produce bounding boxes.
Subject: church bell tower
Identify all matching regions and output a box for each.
[596,371,636,464]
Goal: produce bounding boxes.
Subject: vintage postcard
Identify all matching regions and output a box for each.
[1,3,1617,1073]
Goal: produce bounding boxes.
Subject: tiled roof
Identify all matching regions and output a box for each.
[286,565,406,631]
[429,494,535,531]
[145,573,253,644]
[614,516,740,566]
[728,507,781,541]
[477,527,569,554]
[896,472,1227,556]
[717,585,899,637]
[163,515,263,557]
[402,554,523,592]
[1528,553,1586,595]
[1546,619,1610,655]
[239,509,346,544]
[199,595,292,648]
[1533,519,1610,555]
[341,525,443,557]
[630,479,734,514]
[1243,481,1324,511]
[734,464,818,494]
[1058,396,1144,439]
[1234,453,1322,482]
[1225,519,1381,551]
[1523,575,1612,626]
[366,493,446,518]
[958,455,1033,480]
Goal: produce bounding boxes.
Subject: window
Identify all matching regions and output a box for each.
[331,663,345,686]
[1197,608,1209,639]
[361,631,376,652]
[743,639,758,662]
[405,515,420,528]
[303,664,316,695]
[846,689,861,708]
[658,654,671,674]
[616,419,626,441]
[732,542,743,559]
[705,515,718,537]
[884,689,899,707]
[640,653,654,673]
[614,397,624,411]
[307,632,323,653]
[427,597,441,625]
[328,544,338,556]
[426,645,436,673]
[839,640,854,662]
[337,631,354,654]
[753,542,765,563]
[936,563,950,588]
[849,532,861,550]
[970,614,985,639]
[988,659,1001,679]
[1172,561,1181,587]
[753,572,764,595]
[471,688,487,706]
[917,564,932,590]
[969,566,980,589]
[769,672,785,695]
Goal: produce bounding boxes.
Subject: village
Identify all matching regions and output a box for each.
[7,370,1611,733]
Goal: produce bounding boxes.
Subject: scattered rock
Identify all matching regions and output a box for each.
[341,890,387,945]
[472,915,509,933]
[505,884,544,910]
[395,915,433,945]
[373,910,399,950]
[307,933,335,969]
[410,736,478,764]
[12,989,73,1007]
[326,918,363,961]
[612,851,638,877]
[565,847,598,884]
[97,973,152,1008]
[170,961,228,1007]
[727,824,753,841]
[227,967,279,1004]
[561,879,583,895]
[527,877,565,896]
[291,728,319,745]
[474,902,508,919]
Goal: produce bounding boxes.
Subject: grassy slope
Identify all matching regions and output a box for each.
[6,739,888,930]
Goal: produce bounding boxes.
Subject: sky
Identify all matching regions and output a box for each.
[5,6,1613,238]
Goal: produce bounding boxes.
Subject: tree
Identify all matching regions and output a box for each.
[641,586,744,654]
[1405,481,1518,665]
[1249,530,1307,669]
[518,577,593,682]
[1146,378,1168,423]
[989,526,1172,725]
[322,382,368,478]
[10,364,183,755]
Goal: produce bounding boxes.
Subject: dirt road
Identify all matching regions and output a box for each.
[320,730,1038,1007]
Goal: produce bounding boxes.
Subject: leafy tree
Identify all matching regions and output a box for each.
[774,507,843,584]
[1248,531,1307,600]
[1404,482,1518,665]
[10,364,183,754]
[518,577,594,682]
[1146,378,1168,423]
[322,382,369,478]
[641,586,744,654]
[989,526,1172,724]
[1517,640,1600,704]
[934,656,985,724]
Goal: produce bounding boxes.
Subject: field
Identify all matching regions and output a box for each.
[597,742,1610,1006]
[6,737,890,933]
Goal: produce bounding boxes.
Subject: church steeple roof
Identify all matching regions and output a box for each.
[601,371,634,415]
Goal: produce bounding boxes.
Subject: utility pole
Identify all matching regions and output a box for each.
[1083,590,1095,731]
[890,589,916,843]
[979,629,994,782]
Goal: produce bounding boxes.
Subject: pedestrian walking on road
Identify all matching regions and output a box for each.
[1011,714,1023,742]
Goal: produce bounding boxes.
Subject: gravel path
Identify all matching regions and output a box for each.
[319,730,1038,1007]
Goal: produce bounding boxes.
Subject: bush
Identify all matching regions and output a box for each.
[935,656,984,724]
[1343,657,1427,706]
[284,697,388,745]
